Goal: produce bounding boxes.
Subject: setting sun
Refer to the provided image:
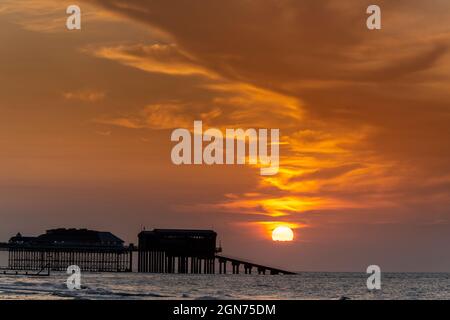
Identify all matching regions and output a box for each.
[272,226,294,242]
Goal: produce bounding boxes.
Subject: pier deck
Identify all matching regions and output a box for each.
[216,255,296,275]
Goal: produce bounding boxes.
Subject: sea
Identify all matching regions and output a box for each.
[0,271,449,300]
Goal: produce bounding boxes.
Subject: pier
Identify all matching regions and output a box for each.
[1,228,296,275]
[137,229,218,274]
[0,229,132,272]
[137,229,296,275]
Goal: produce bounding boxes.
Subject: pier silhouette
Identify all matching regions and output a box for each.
[0,228,296,275]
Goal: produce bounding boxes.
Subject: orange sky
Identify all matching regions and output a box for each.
[0,0,450,271]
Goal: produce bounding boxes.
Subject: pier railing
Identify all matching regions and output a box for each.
[0,243,133,272]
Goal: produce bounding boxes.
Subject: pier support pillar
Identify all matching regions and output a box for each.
[244,265,252,274]
[232,262,240,274]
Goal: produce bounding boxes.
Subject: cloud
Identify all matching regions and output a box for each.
[91,0,450,86]
[88,0,450,229]
[63,90,105,102]
[89,43,216,78]
[94,103,194,130]
[289,164,364,183]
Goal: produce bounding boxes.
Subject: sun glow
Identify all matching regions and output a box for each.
[272,226,294,242]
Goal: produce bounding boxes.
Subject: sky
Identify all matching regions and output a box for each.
[0,0,449,272]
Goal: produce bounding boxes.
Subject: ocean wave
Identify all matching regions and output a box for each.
[1,272,449,300]
[194,296,221,300]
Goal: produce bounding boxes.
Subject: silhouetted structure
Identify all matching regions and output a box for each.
[138,229,218,273]
[1,228,296,275]
[7,229,132,272]
[215,255,296,275]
